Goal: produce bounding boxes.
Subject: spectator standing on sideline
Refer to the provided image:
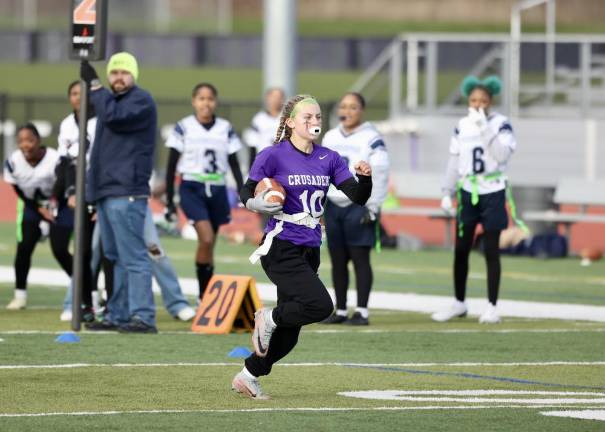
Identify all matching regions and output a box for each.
[244,87,285,168]
[82,52,158,333]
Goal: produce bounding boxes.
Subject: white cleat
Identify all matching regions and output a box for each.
[231,371,270,400]
[176,306,196,322]
[6,297,26,310]
[252,308,276,358]
[431,300,468,322]
[479,303,501,324]
[60,310,72,322]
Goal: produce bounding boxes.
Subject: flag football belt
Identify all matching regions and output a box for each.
[249,212,321,264]
[456,172,529,238]
[182,172,225,197]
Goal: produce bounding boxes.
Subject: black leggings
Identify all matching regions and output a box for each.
[454,225,501,305]
[245,238,333,377]
[15,220,72,290]
[328,245,373,310]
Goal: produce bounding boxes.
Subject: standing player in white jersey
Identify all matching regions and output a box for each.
[3,124,72,310]
[432,75,517,324]
[231,94,372,400]
[321,92,389,326]
[165,83,244,300]
[243,87,285,167]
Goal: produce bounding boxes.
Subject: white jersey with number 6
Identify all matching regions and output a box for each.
[165,115,242,182]
[450,111,516,195]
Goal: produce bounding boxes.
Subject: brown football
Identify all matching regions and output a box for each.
[254,178,286,205]
[579,247,603,262]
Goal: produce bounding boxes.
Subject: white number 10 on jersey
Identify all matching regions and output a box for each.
[299,190,325,218]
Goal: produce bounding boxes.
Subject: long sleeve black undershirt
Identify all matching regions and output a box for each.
[165,147,180,207]
[228,153,244,193]
[239,174,372,208]
[12,185,41,212]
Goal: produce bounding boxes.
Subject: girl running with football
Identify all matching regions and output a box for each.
[432,75,518,324]
[231,94,373,399]
[165,83,244,300]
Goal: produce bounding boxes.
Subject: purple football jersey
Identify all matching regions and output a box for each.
[249,140,352,247]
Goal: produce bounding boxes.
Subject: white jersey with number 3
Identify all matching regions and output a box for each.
[450,111,516,195]
[165,115,242,182]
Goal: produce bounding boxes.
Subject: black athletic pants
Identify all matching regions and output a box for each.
[328,246,372,310]
[245,238,334,377]
[15,220,72,290]
[454,225,501,305]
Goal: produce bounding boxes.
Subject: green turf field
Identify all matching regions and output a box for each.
[2,16,605,36]
[0,220,604,430]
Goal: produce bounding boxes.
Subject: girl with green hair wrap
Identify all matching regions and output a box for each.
[432,75,521,324]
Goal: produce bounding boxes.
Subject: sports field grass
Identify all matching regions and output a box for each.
[0,220,604,430]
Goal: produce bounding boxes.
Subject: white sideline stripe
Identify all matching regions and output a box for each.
[540,409,605,421]
[2,328,605,336]
[1,361,605,370]
[2,266,605,322]
[2,405,605,418]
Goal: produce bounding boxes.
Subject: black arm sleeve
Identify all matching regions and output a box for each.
[228,153,244,192]
[336,175,372,206]
[165,147,181,207]
[248,147,257,170]
[13,185,40,212]
[240,178,258,205]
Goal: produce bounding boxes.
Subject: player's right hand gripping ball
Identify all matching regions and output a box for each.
[254,178,286,205]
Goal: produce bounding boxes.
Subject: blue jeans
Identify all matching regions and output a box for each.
[97,197,155,326]
[143,207,191,316]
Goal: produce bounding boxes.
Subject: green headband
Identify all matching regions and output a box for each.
[460,75,502,99]
[289,97,319,118]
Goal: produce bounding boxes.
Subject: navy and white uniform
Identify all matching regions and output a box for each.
[165,115,242,228]
[322,122,389,247]
[443,111,517,231]
[244,110,280,154]
[4,147,64,223]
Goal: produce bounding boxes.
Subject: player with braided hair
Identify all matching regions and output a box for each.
[231,94,373,399]
[432,75,521,324]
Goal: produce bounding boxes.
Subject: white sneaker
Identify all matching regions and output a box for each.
[60,310,72,322]
[231,371,270,400]
[6,297,26,310]
[176,306,196,321]
[252,308,276,358]
[431,300,467,322]
[479,303,501,324]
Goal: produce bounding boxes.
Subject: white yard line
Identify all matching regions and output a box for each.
[1,361,604,370]
[1,405,605,418]
[540,409,605,421]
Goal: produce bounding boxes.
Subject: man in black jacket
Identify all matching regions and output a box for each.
[82,52,158,333]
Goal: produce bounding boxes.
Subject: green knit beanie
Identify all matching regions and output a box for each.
[107,52,139,81]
